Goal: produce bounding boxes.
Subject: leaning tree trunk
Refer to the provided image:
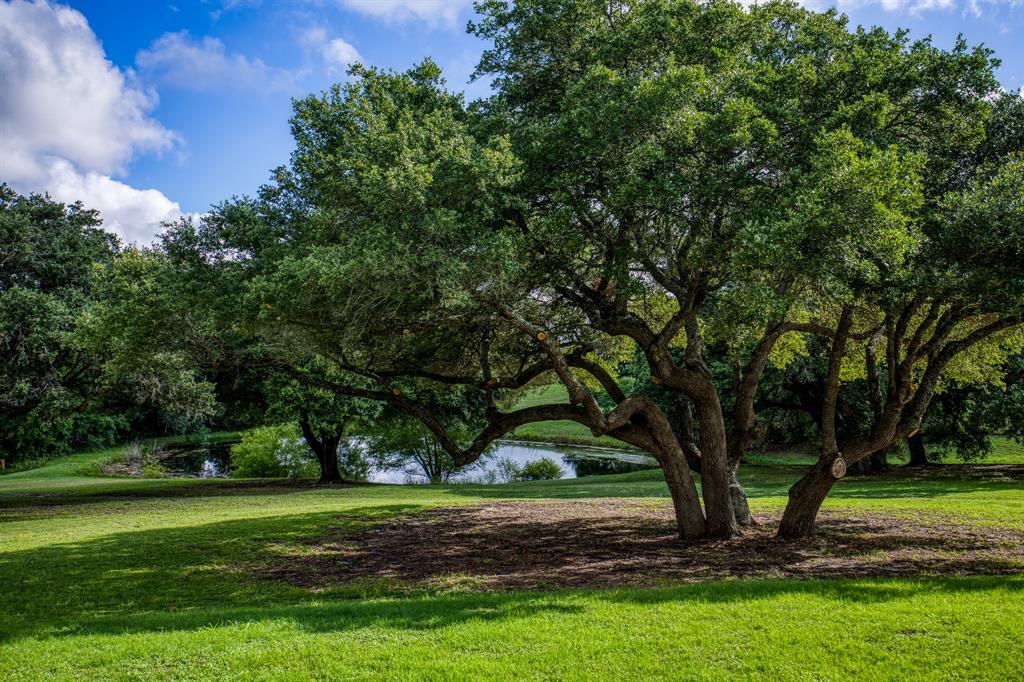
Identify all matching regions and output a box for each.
[777,456,844,539]
[907,432,928,466]
[656,450,708,541]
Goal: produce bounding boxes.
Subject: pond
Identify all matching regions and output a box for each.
[157,439,657,483]
[367,441,659,484]
[159,441,234,478]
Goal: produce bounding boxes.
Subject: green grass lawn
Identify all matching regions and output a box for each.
[1,441,1023,680]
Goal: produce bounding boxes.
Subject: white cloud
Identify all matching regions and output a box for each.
[337,0,473,27]
[0,0,183,243]
[0,1,175,179]
[298,26,362,75]
[44,159,184,243]
[322,37,362,74]
[136,30,295,92]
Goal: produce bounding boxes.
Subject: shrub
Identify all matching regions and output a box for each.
[338,441,371,482]
[76,459,107,477]
[230,424,314,479]
[518,457,564,481]
[494,457,522,483]
[1,456,51,476]
[140,462,166,479]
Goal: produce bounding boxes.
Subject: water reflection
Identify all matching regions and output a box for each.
[368,441,657,484]
[160,442,233,478]
[159,439,657,484]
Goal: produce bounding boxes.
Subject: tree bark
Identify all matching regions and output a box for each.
[907,432,928,466]
[694,392,737,538]
[729,462,755,526]
[657,449,708,541]
[317,435,342,483]
[778,457,840,538]
[299,418,344,484]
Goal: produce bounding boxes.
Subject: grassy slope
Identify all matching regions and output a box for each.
[2,441,1024,680]
[510,383,638,448]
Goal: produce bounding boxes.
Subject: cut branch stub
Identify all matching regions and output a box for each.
[391,388,402,397]
[402,328,412,335]
[831,454,847,479]
[536,331,547,342]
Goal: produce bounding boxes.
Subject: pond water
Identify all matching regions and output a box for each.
[367,441,658,484]
[159,442,234,478]
[158,439,657,483]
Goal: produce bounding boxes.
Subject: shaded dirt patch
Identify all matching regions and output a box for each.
[262,499,1024,591]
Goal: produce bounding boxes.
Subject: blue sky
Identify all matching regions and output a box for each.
[1,0,1023,242]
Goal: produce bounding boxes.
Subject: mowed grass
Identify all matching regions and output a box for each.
[1,440,1023,680]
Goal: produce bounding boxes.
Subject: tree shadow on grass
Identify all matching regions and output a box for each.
[27,574,1024,644]
[0,505,423,640]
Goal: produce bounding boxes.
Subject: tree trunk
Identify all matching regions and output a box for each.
[907,432,928,466]
[299,418,344,484]
[777,458,840,539]
[694,395,737,538]
[729,463,755,526]
[658,452,707,541]
[318,436,342,484]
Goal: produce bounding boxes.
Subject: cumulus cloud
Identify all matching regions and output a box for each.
[322,37,362,73]
[298,26,362,75]
[44,160,184,243]
[337,0,474,27]
[0,0,183,243]
[136,30,295,92]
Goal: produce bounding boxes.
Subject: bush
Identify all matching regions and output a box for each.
[1,456,50,476]
[140,462,166,479]
[494,457,523,483]
[230,424,314,479]
[518,457,564,481]
[338,441,371,482]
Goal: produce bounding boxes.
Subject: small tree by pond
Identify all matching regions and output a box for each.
[365,416,490,484]
[230,425,316,479]
[262,360,380,483]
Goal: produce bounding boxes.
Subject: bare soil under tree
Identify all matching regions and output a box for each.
[262,499,1024,591]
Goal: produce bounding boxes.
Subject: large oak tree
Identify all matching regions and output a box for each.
[98,0,1023,540]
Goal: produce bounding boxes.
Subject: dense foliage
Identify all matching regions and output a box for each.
[230,424,315,479]
[0,186,123,463]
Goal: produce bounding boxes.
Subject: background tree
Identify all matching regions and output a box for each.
[0,187,125,463]
[364,385,494,483]
[262,359,380,483]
